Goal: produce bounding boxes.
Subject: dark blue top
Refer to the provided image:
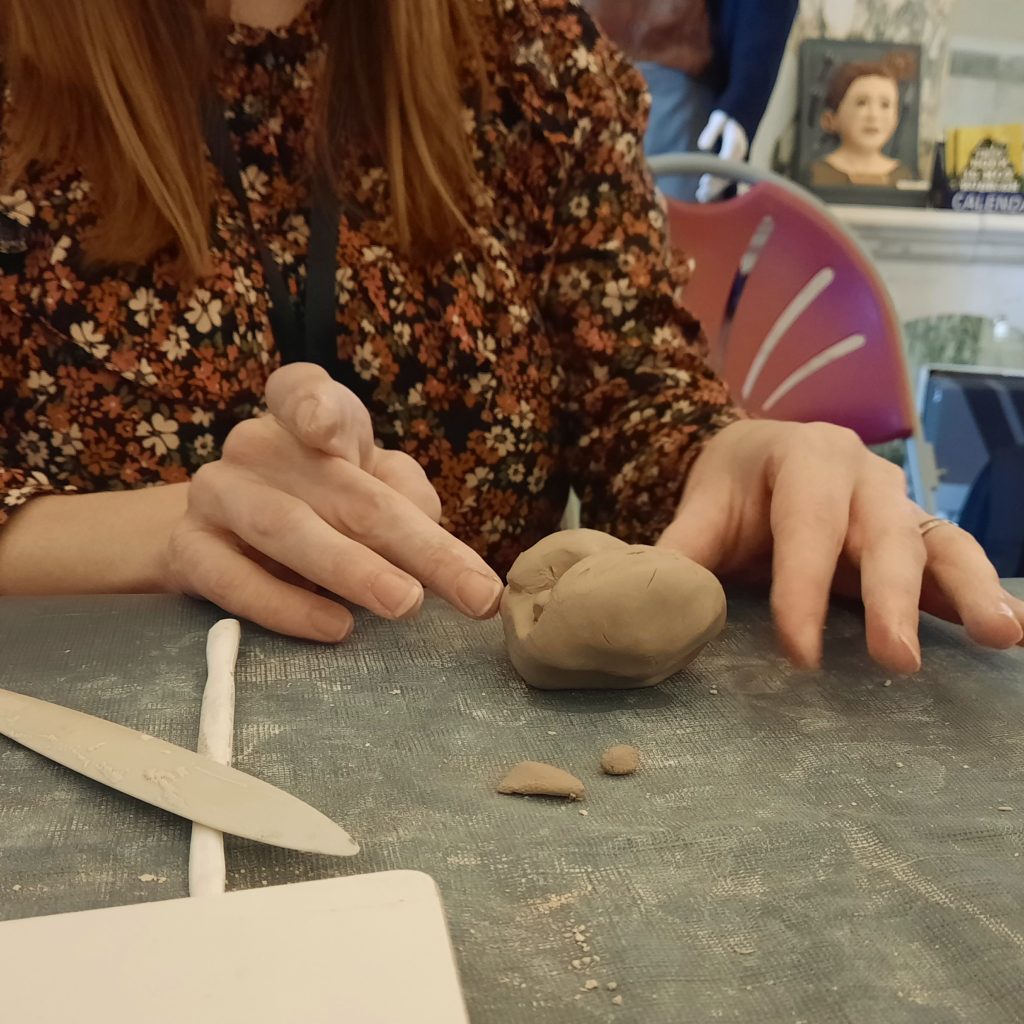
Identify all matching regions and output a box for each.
[705,0,799,140]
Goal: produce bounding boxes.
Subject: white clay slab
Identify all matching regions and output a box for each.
[0,870,470,1023]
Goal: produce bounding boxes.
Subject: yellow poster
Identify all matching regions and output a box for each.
[944,123,1023,192]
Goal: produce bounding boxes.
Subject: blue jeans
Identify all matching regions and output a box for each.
[637,61,716,202]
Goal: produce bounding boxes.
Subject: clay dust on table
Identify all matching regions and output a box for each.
[565,922,624,1005]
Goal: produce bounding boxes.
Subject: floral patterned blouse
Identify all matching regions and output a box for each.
[0,0,736,576]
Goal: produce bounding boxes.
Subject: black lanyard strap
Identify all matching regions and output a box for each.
[202,99,340,373]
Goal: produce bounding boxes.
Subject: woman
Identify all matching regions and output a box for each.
[1,0,1020,672]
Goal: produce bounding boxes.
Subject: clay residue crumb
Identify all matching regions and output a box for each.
[612,995,624,1006]
[566,925,591,953]
[138,874,168,884]
[600,744,640,776]
[497,761,585,800]
[584,979,599,991]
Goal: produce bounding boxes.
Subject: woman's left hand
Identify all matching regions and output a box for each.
[657,419,1024,673]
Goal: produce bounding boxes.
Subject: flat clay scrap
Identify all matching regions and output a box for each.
[497,761,585,801]
[500,529,727,690]
[601,744,640,776]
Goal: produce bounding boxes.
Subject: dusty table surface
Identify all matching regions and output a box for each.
[1,587,1022,1024]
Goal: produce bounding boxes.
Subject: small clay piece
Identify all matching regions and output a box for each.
[500,529,726,690]
[600,744,640,776]
[497,761,585,800]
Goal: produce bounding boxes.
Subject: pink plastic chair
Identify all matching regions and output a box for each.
[648,153,936,508]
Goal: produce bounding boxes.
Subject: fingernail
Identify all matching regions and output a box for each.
[455,569,503,618]
[795,648,822,671]
[787,633,821,670]
[311,607,352,642]
[997,603,1024,643]
[371,573,423,619]
[898,633,922,673]
[296,395,324,438]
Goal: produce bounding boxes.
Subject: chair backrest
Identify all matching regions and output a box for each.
[649,154,915,445]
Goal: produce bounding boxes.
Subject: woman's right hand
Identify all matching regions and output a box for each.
[163,363,504,641]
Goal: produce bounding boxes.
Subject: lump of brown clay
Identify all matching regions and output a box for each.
[500,529,726,690]
[497,761,585,800]
[601,744,640,776]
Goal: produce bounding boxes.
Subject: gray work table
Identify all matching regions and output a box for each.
[1,587,1022,1024]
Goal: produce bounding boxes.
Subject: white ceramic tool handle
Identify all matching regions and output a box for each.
[188,618,241,898]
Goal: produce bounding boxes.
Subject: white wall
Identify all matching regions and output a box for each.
[950,0,1024,44]
[942,0,1024,131]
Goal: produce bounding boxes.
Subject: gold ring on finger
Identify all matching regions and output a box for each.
[918,517,956,538]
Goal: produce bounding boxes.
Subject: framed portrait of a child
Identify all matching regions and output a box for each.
[795,39,926,206]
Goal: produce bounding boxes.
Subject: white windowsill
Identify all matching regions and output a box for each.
[830,204,1024,266]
